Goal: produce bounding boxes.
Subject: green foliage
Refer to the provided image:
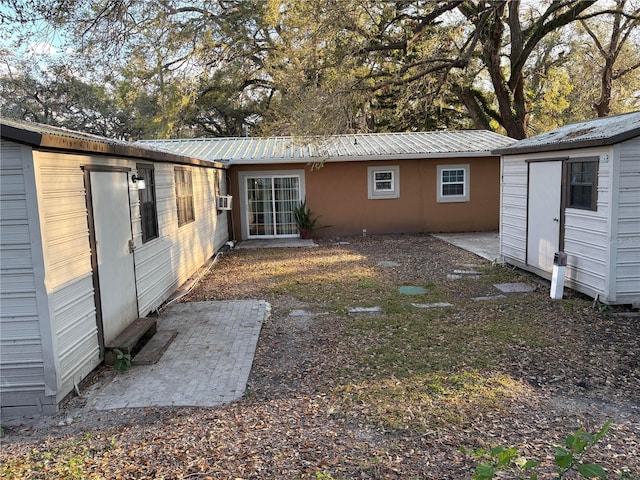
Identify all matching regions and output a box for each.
[293,199,321,233]
[466,421,627,480]
[112,348,131,372]
[3,1,639,138]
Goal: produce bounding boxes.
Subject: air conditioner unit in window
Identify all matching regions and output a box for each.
[216,195,232,210]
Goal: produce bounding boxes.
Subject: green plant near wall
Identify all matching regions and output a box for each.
[294,199,319,230]
[293,199,321,238]
[112,348,131,372]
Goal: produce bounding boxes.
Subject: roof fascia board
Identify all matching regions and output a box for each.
[1,123,44,146]
[494,127,640,156]
[1,124,227,169]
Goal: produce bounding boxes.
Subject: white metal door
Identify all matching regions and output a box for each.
[527,161,562,273]
[90,171,138,344]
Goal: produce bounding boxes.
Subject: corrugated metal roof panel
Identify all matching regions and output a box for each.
[140,130,515,164]
[0,119,227,168]
[494,111,640,155]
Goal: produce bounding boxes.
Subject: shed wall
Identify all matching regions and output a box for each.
[0,141,55,415]
[133,165,229,315]
[614,137,640,305]
[2,145,228,416]
[563,154,610,300]
[499,146,637,304]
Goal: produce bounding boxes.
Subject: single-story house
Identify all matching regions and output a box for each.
[494,111,640,306]
[0,119,229,416]
[142,130,515,240]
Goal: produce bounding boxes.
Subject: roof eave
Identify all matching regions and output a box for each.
[493,126,640,156]
[227,150,500,165]
[2,125,227,169]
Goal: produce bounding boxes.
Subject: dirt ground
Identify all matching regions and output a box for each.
[2,234,639,479]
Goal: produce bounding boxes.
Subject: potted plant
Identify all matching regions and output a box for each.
[294,199,320,239]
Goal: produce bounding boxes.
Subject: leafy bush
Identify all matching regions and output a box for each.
[464,421,637,479]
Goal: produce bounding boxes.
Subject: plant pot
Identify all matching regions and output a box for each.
[299,230,311,239]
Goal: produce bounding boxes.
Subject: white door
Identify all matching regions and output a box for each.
[90,171,139,345]
[246,175,300,238]
[527,161,562,273]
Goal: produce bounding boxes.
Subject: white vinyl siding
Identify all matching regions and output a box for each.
[563,156,609,299]
[500,144,640,305]
[134,164,228,316]
[33,151,101,402]
[2,142,229,416]
[499,157,528,264]
[614,137,640,304]
[0,141,53,415]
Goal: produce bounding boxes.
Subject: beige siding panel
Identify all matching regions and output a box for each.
[54,277,100,399]
[134,164,229,316]
[35,157,92,289]
[0,141,48,411]
[615,138,640,304]
[32,152,102,401]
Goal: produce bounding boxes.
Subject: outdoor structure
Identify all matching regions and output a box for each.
[495,111,640,306]
[0,120,229,416]
[143,130,514,240]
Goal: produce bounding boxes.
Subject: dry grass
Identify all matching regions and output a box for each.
[3,234,639,479]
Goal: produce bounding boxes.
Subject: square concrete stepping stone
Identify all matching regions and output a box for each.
[411,302,453,309]
[398,285,429,295]
[472,295,507,301]
[447,274,481,280]
[453,269,482,275]
[348,307,382,313]
[377,260,401,267]
[493,282,536,293]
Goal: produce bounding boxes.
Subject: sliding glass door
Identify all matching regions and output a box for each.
[246,175,301,238]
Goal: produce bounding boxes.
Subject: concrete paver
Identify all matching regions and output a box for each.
[494,282,536,293]
[87,300,269,410]
[432,232,500,261]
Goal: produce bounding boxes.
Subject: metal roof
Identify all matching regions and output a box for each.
[139,130,515,164]
[0,119,226,169]
[493,111,640,155]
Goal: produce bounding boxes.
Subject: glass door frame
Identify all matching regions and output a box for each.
[238,170,306,240]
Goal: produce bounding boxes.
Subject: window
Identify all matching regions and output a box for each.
[137,164,159,243]
[566,159,598,211]
[437,164,469,203]
[368,166,399,199]
[175,167,195,226]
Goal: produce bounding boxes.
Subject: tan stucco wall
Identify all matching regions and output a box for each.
[228,156,499,240]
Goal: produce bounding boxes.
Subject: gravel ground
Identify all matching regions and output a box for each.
[2,234,639,479]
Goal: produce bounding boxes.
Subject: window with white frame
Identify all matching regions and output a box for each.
[368,166,399,199]
[437,164,469,202]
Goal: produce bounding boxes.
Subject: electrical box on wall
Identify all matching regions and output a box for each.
[216,195,232,210]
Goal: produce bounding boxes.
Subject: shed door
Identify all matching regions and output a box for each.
[90,171,139,345]
[527,161,562,273]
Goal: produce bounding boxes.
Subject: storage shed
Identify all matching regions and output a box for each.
[1,120,229,416]
[495,111,640,306]
[143,130,515,240]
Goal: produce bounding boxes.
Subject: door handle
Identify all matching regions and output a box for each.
[128,239,135,253]
[553,218,559,222]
